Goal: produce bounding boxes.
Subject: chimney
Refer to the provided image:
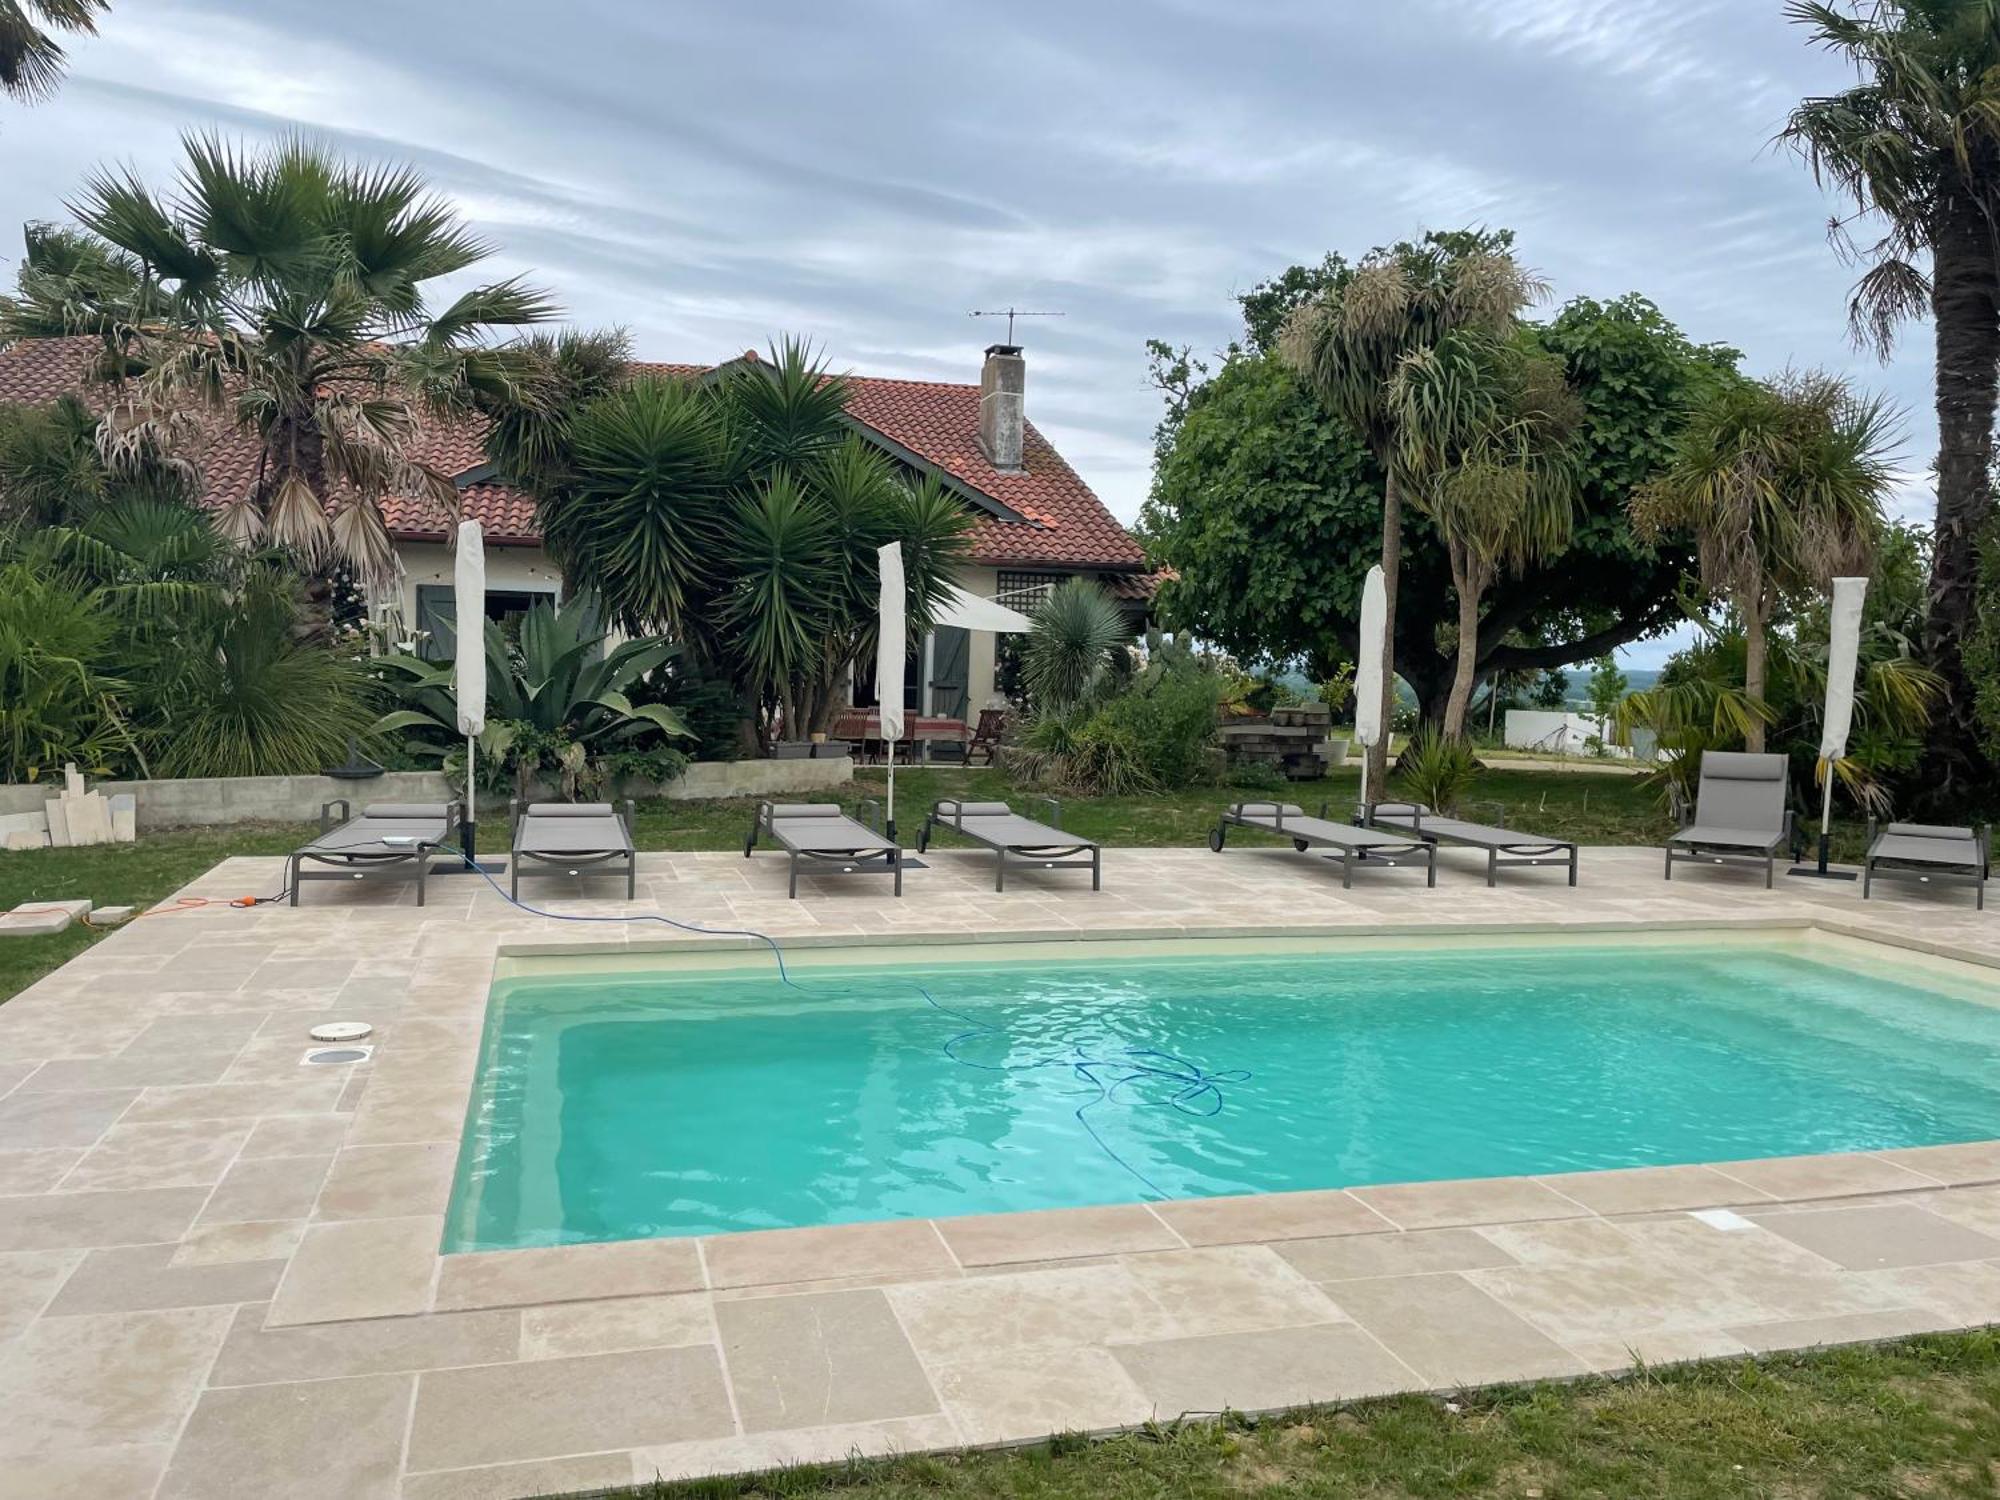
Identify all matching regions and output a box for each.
[978,343,1026,471]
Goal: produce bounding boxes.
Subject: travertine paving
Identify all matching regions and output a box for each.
[1,839,1998,1499]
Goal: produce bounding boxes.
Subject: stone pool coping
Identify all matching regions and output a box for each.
[2,843,1999,1497]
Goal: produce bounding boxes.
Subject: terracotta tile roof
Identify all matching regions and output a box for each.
[0,336,1143,569]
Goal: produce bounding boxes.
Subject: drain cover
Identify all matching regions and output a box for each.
[309,1021,373,1043]
[300,1046,372,1066]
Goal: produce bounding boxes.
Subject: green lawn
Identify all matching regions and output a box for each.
[619,1332,2000,1499]
[0,764,1874,1011]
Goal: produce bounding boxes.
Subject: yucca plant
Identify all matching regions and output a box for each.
[1391,726,1482,814]
[1023,578,1133,711]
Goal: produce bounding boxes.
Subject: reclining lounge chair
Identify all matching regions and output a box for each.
[1368,801,1579,887]
[510,800,637,900]
[1864,821,1990,910]
[1664,751,1794,889]
[1209,801,1436,889]
[288,801,463,907]
[916,798,1101,891]
[745,801,903,899]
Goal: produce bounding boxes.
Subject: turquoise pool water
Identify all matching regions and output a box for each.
[443,940,2000,1250]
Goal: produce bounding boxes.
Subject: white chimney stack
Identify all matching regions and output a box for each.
[978,343,1025,471]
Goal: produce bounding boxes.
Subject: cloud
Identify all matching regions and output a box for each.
[0,0,1934,552]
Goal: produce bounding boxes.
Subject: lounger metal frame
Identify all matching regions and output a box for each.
[1366,801,1579,888]
[915,797,1102,892]
[744,799,903,898]
[508,799,638,900]
[288,800,464,907]
[1208,800,1436,889]
[1665,816,1795,889]
[1862,820,1990,910]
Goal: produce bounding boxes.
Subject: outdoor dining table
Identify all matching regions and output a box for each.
[828,710,970,763]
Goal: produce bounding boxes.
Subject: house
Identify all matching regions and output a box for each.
[0,338,1152,719]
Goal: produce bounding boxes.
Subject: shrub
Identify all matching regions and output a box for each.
[1392,727,1482,813]
[1094,657,1222,788]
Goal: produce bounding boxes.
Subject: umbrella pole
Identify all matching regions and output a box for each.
[1357,753,1370,825]
[463,734,478,866]
[885,735,897,842]
[1787,760,1856,881]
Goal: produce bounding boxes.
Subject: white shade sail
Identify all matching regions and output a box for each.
[1819,575,1869,763]
[933,582,1035,634]
[453,520,487,739]
[876,542,907,741]
[1354,565,1387,749]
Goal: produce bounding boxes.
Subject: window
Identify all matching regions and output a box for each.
[995,571,1065,611]
[412,586,562,660]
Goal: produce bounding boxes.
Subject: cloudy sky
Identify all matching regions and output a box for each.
[3,1,1928,665]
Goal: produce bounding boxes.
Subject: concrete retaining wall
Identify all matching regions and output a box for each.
[0,757,853,831]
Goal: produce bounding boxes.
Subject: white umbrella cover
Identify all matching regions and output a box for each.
[454,520,487,851]
[876,542,906,834]
[1819,575,1868,765]
[1353,565,1387,810]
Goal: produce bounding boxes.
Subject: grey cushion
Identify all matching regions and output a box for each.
[1693,753,1789,834]
[525,803,614,818]
[1234,802,1305,818]
[1885,822,1974,842]
[1673,824,1786,851]
[768,804,842,819]
[361,802,451,819]
[938,800,1013,818]
[1701,752,1787,782]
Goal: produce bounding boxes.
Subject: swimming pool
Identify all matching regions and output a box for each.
[443,932,2000,1251]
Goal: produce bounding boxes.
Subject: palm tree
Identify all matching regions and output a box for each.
[0,133,555,587]
[1023,577,1134,711]
[1781,0,2000,794]
[1390,332,1585,739]
[1629,371,1898,753]
[1,0,105,105]
[1278,230,1548,783]
[526,338,970,743]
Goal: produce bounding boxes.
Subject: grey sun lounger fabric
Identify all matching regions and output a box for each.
[917,798,1101,891]
[1864,821,1989,910]
[288,800,463,907]
[1665,751,1795,889]
[1209,801,1435,889]
[744,802,903,898]
[510,800,637,900]
[1367,801,1578,887]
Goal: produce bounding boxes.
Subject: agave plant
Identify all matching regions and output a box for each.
[1022,578,1133,711]
[372,593,691,798]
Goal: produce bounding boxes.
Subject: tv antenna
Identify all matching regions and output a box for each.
[969,307,1065,344]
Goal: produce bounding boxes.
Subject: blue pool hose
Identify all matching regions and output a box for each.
[278,845,1250,1199]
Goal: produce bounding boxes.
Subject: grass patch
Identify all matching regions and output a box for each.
[0,765,1876,1010]
[616,1332,2000,1498]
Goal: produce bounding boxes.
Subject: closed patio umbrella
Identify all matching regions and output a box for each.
[1354,565,1387,815]
[454,519,487,867]
[877,542,906,838]
[1793,574,1868,881]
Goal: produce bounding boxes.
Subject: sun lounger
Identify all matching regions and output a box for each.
[1864,821,1990,910]
[1368,801,1579,887]
[744,801,902,898]
[288,800,463,907]
[916,798,1101,892]
[1208,800,1436,889]
[509,800,637,900]
[1664,751,1794,888]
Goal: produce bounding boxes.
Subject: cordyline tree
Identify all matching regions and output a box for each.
[497,337,970,746]
[1277,230,1546,782]
[0,134,555,591]
[1782,0,2000,798]
[1142,260,1739,726]
[1630,371,1899,753]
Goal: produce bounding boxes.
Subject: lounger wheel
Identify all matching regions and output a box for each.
[917,826,930,854]
[1293,839,1309,853]
[1207,827,1224,853]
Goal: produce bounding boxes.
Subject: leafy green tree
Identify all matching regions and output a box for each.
[1782,0,2000,798]
[1586,656,1629,726]
[1278,229,1545,785]
[0,134,554,585]
[1629,371,1898,752]
[517,339,970,742]
[1,0,105,105]
[1142,284,1737,724]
